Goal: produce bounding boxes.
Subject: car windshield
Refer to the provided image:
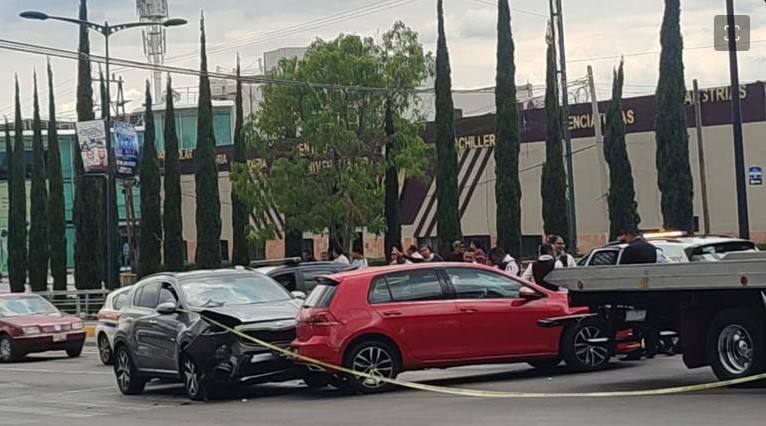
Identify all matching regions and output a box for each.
[180,274,293,308]
[688,241,757,262]
[0,296,59,317]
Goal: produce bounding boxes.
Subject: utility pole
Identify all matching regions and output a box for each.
[587,65,609,242]
[692,79,711,235]
[550,0,577,253]
[725,0,749,239]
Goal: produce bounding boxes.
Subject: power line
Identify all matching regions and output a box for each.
[569,39,766,63]
[466,0,549,18]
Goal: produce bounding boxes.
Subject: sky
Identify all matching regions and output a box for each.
[0,0,764,120]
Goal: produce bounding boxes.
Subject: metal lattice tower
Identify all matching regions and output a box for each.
[136,0,169,100]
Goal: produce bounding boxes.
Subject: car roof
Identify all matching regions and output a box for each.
[0,293,44,299]
[600,235,752,250]
[257,261,356,274]
[323,262,504,282]
[140,268,265,283]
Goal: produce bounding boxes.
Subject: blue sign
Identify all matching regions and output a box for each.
[749,166,762,185]
[113,121,140,178]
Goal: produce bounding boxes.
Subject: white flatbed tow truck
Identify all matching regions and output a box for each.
[542,251,766,383]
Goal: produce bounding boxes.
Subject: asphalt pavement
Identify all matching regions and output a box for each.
[0,348,764,426]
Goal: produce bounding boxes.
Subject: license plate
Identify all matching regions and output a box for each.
[625,309,646,322]
[52,334,67,342]
[250,353,274,364]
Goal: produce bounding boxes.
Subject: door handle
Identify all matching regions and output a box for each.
[382,311,402,317]
[460,307,478,313]
[147,319,158,324]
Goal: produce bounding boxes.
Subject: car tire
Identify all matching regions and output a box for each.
[66,345,83,358]
[98,334,113,365]
[341,339,401,395]
[527,357,562,370]
[561,318,611,371]
[180,353,210,401]
[113,345,146,395]
[0,334,19,363]
[707,308,766,386]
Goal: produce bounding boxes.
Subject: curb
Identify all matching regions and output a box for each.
[85,324,96,338]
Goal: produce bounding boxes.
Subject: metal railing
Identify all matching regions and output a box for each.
[36,289,113,319]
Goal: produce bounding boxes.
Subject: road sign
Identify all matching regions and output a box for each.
[748,166,762,185]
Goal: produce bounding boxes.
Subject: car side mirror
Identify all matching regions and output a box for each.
[291,291,307,300]
[518,286,544,301]
[156,302,177,315]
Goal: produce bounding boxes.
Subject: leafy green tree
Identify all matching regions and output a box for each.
[655,0,693,231]
[162,75,184,271]
[9,75,27,293]
[232,22,432,256]
[194,12,222,268]
[138,82,162,277]
[29,71,49,291]
[541,23,569,242]
[231,59,249,266]
[47,61,67,291]
[434,0,462,256]
[495,0,521,259]
[604,59,640,240]
[73,0,103,289]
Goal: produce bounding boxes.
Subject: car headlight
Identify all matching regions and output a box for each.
[71,322,84,330]
[22,326,41,335]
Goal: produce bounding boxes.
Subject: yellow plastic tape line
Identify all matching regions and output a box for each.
[192,311,766,398]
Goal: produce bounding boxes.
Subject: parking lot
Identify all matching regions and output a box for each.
[0,346,763,426]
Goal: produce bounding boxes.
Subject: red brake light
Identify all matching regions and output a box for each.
[98,311,120,321]
[305,311,339,326]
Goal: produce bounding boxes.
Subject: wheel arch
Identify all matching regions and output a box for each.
[342,332,403,367]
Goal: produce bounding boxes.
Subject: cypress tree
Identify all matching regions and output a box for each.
[495,0,522,259]
[434,0,462,256]
[604,59,640,240]
[383,102,401,263]
[47,61,67,291]
[4,118,13,284]
[541,23,569,242]
[231,58,249,266]
[138,82,162,277]
[9,75,27,293]
[29,71,49,292]
[74,0,103,289]
[194,12,222,268]
[655,0,693,232]
[163,75,184,271]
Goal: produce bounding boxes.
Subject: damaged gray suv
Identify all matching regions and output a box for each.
[111,268,305,401]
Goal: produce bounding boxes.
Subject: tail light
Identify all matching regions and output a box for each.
[304,311,340,327]
[98,311,120,322]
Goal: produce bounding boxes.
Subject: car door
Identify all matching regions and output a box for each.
[146,282,183,372]
[368,269,463,363]
[272,271,299,292]
[443,267,561,359]
[129,280,162,369]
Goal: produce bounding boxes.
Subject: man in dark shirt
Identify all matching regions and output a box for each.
[445,240,465,262]
[619,226,657,264]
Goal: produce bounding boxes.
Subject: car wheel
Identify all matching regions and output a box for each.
[707,309,766,386]
[561,318,611,371]
[342,339,401,394]
[113,345,146,395]
[66,345,83,358]
[98,334,113,365]
[527,357,562,370]
[180,353,210,401]
[0,335,19,363]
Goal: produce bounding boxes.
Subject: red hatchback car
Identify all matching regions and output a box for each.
[0,294,86,362]
[292,263,622,393]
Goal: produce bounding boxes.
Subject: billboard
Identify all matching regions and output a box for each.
[113,121,140,178]
[75,120,108,175]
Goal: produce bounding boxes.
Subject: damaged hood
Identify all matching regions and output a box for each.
[197,299,301,328]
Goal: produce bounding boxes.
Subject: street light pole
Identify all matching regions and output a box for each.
[19,10,187,289]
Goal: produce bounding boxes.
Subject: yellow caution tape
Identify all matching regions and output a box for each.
[192,311,766,398]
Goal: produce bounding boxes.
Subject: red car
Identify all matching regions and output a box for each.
[292,263,633,393]
[0,294,86,362]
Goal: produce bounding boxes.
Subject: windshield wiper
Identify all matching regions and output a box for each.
[200,299,225,308]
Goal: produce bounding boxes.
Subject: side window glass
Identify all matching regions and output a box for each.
[137,283,161,308]
[273,273,297,292]
[132,286,144,307]
[113,292,128,310]
[158,284,178,306]
[445,268,521,299]
[383,270,444,302]
[368,277,393,304]
[591,250,618,266]
[303,270,335,292]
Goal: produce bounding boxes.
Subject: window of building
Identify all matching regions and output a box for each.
[180,115,196,149]
[213,112,232,146]
[249,240,266,261]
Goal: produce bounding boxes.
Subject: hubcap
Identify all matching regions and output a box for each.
[115,350,131,391]
[352,346,394,388]
[183,359,200,397]
[99,336,111,363]
[0,338,11,361]
[574,326,608,367]
[718,324,753,375]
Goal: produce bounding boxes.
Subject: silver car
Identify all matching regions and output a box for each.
[95,286,132,365]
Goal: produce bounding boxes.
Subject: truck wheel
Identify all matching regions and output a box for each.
[707,309,766,385]
[561,318,611,371]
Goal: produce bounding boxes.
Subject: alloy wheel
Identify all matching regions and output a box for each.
[574,325,609,367]
[98,335,112,365]
[352,346,395,388]
[183,358,203,400]
[115,349,132,392]
[0,337,12,362]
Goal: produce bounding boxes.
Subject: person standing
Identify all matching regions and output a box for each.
[351,248,368,269]
[547,235,577,267]
[445,240,465,262]
[619,226,657,264]
[488,247,520,276]
[418,244,444,262]
[521,243,561,291]
[332,247,350,265]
